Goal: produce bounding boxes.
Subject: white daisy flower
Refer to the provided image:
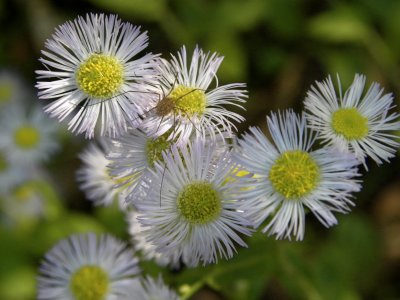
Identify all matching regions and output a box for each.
[36,13,158,138]
[135,138,252,266]
[37,233,140,300]
[140,46,247,145]
[1,181,44,223]
[233,110,361,241]
[0,150,29,194]
[76,139,129,209]
[127,211,182,268]
[0,105,59,166]
[0,69,29,109]
[121,276,179,300]
[304,74,400,166]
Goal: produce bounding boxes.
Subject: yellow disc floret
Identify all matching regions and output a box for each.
[331,107,369,140]
[0,82,12,103]
[76,54,124,98]
[14,126,40,149]
[269,150,320,199]
[177,181,221,224]
[13,184,34,203]
[157,85,206,117]
[70,265,109,300]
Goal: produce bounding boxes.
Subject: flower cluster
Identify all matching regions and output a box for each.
[35,13,400,299]
[0,70,60,226]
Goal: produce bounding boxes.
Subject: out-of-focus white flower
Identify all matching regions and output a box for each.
[37,233,140,300]
[0,70,29,109]
[76,139,129,209]
[0,105,59,166]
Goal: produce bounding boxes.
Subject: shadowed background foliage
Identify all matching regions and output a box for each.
[0,0,399,299]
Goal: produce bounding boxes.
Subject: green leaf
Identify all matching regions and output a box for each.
[308,8,370,43]
[311,214,380,299]
[215,0,268,32]
[95,203,128,238]
[0,265,36,300]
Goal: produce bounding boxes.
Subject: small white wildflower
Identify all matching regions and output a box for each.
[135,138,252,266]
[37,233,140,300]
[234,110,361,241]
[141,46,247,145]
[304,74,400,166]
[36,13,158,138]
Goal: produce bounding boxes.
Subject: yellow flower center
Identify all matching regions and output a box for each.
[0,82,12,103]
[177,182,221,224]
[331,108,369,140]
[70,265,109,300]
[76,54,124,98]
[269,150,320,199]
[156,85,206,117]
[13,184,34,203]
[14,126,40,149]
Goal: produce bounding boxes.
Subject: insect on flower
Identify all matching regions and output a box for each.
[140,46,248,146]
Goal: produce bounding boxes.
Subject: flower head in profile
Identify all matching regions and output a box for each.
[108,127,230,204]
[0,69,29,109]
[304,74,400,166]
[234,110,361,241]
[106,127,175,203]
[1,181,44,224]
[36,13,158,138]
[141,46,247,145]
[121,275,179,300]
[37,233,140,300]
[0,105,59,166]
[135,138,252,266]
[76,139,129,209]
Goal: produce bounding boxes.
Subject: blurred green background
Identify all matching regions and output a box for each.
[1,0,400,299]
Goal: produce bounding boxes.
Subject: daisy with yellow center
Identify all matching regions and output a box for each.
[0,70,28,109]
[37,233,140,300]
[141,46,247,145]
[304,74,400,167]
[36,13,158,138]
[135,138,252,266]
[0,105,58,166]
[234,111,361,241]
